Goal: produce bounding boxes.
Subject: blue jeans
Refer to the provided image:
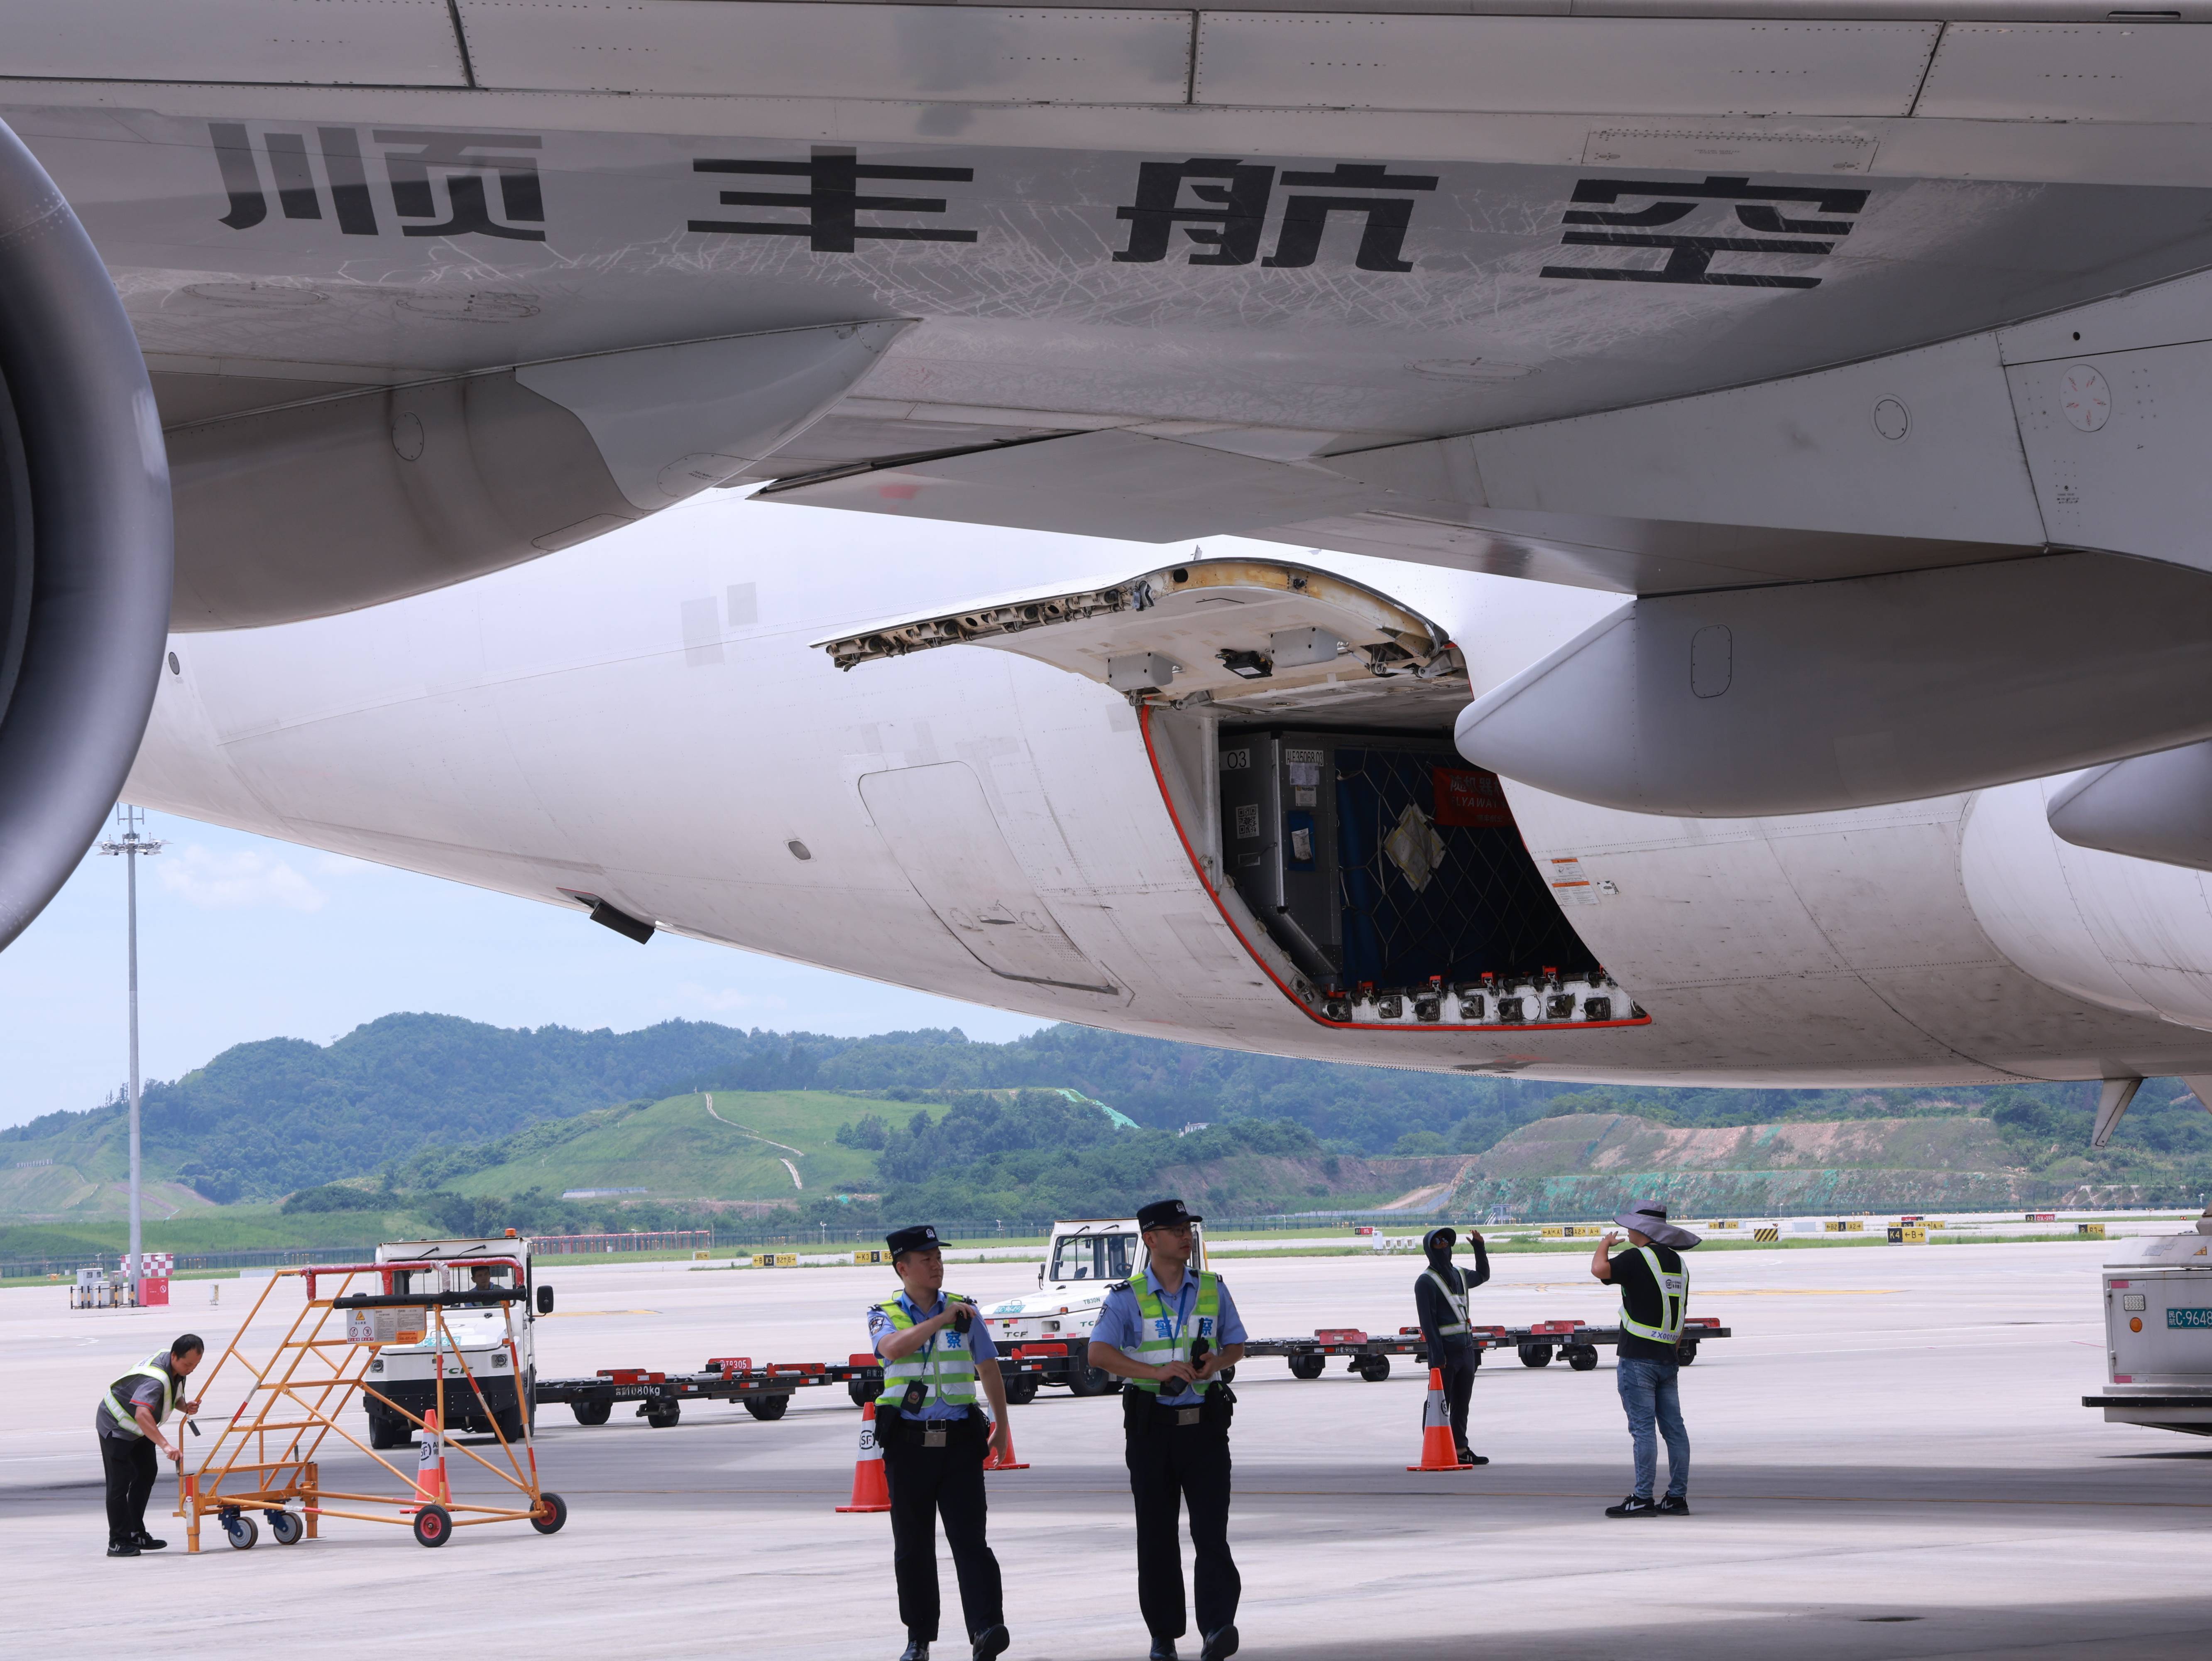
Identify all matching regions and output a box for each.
[1616,1356,1688,1500]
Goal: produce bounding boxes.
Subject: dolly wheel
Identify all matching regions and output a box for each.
[223,1512,259,1551]
[531,1491,568,1536]
[268,1510,303,1546]
[412,1504,452,1548]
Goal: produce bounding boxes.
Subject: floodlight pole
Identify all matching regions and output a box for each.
[98,806,161,1300]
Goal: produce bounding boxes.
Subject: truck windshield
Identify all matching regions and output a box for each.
[1052,1234,1138,1282]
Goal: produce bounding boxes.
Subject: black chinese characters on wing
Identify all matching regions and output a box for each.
[1542,175,1869,290]
[1113,159,1439,271]
[690,147,979,253]
[210,124,547,242]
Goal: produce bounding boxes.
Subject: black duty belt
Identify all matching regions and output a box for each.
[884,1409,985,1449]
[1137,1391,1230,1427]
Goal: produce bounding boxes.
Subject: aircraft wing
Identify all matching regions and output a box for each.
[15,0,2212,946]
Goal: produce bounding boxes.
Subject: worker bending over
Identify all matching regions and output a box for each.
[868,1225,1013,1661]
[1413,1225,1491,1465]
[96,1332,204,1557]
[1590,1203,1701,1517]
[1089,1198,1247,1661]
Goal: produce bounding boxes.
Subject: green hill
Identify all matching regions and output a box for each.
[0,1108,213,1220]
[435,1090,935,1203]
[1452,1112,2142,1217]
[10,1009,2212,1222]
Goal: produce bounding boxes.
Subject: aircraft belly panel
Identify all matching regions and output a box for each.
[460,1,1194,103]
[1192,15,1941,117]
[859,760,1121,994]
[2,0,470,88]
[1916,22,2212,125]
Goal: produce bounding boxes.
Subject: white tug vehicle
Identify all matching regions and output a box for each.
[983,1218,1217,1402]
[362,1236,544,1449]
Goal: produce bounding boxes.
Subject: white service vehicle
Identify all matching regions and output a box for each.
[984,1218,1213,1401]
[2085,1217,2212,1439]
[363,1237,545,1449]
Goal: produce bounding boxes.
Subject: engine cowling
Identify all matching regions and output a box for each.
[0,119,174,950]
[1960,777,2212,1033]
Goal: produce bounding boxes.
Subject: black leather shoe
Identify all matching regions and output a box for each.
[1605,1494,1659,1518]
[1149,1641,1177,1661]
[1656,1495,1691,1516]
[899,1642,929,1661]
[971,1626,1010,1661]
[1200,1626,1239,1661]
[133,1533,168,1550]
[1456,1449,1489,1467]
[106,1541,139,1558]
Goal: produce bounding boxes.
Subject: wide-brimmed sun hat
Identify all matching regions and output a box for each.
[1612,1203,1701,1251]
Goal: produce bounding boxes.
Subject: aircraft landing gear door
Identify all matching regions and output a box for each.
[860,762,1118,995]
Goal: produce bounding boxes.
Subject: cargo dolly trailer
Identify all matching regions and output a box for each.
[533,1316,1730,1427]
[1245,1316,1729,1379]
[533,1350,1059,1428]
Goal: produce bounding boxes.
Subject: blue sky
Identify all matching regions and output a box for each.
[0,810,1047,1131]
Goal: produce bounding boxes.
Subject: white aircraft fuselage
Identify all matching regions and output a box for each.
[122,505,2212,1090]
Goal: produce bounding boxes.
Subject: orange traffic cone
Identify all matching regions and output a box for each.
[1408,1368,1470,1472]
[837,1399,892,1513]
[983,1410,1029,1472]
[411,1409,453,1507]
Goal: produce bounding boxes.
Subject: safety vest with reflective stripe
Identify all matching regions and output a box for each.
[1618,1247,1688,1345]
[875,1293,979,1411]
[1424,1269,1473,1338]
[1126,1272,1221,1396]
[100,1356,177,1438]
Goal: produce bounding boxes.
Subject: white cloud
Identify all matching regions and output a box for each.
[157,844,327,913]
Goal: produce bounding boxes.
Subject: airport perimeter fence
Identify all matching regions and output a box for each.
[4,1208,1475,1281]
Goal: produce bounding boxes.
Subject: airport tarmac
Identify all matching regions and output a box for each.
[7,1240,2205,1659]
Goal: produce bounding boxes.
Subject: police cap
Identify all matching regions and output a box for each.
[1136,1198,1201,1232]
[886,1224,942,1258]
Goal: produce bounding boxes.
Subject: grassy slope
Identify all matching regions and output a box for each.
[444,1091,940,1202]
[0,1205,433,1261]
[1455,1112,2048,1214]
[0,1106,211,1220]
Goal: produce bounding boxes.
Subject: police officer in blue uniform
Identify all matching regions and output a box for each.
[1087,1199,1248,1661]
[868,1225,1014,1661]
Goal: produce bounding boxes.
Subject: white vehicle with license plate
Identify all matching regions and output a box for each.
[984,1218,1214,1401]
[362,1238,546,1449]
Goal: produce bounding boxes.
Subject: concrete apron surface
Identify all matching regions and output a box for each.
[6,1241,2202,1659]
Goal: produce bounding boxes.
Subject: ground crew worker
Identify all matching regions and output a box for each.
[1413,1224,1491,1465]
[1590,1201,1700,1517]
[867,1224,1013,1661]
[96,1332,204,1556]
[1087,1198,1247,1661]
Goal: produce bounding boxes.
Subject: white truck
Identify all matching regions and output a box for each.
[982,1217,1216,1402]
[362,1236,546,1448]
[2085,1221,2212,1437]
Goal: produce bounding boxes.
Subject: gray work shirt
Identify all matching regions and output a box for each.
[95,1369,172,1440]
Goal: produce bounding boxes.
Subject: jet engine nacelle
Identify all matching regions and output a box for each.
[1961,777,2212,1033]
[0,119,172,951]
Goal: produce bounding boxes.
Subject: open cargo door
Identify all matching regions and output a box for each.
[819,557,1645,1036]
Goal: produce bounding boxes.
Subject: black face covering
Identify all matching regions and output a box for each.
[1423,1228,1456,1272]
